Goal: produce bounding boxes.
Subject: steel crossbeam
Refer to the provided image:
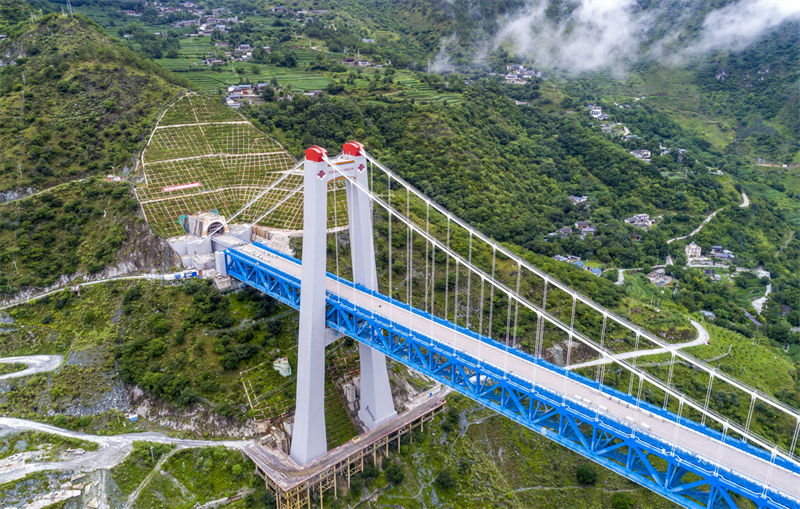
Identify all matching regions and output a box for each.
[225,245,799,509]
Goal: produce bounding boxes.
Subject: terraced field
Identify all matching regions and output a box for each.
[137,93,347,236]
[389,72,464,105]
[155,41,331,93]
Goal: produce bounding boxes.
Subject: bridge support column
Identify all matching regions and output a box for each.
[343,141,397,429]
[290,146,330,466]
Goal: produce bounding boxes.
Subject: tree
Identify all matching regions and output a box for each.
[384,461,405,485]
[435,468,456,489]
[576,463,598,485]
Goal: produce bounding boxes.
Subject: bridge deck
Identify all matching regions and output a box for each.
[232,243,800,502]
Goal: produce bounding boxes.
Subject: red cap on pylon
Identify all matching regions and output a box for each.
[305,146,327,162]
[342,141,364,156]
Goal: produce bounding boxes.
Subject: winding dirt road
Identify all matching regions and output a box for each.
[0,417,250,485]
[566,320,709,369]
[0,355,63,381]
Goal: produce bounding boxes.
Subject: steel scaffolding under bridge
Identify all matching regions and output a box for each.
[225,241,800,509]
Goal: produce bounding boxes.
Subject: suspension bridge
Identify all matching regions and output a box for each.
[201,142,799,508]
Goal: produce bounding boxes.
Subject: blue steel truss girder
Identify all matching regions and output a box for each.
[224,246,799,509]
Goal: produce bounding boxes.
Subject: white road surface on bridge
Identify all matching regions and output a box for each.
[236,244,800,502]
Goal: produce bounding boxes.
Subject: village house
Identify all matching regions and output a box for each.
[587,104,609,120]
[710,246,735,261]
[558,226,573,238]
[685,241,702,260]
[647,268,674,288]
[624,213,655,229]
[630,149,652,162]
[568,195,588,205]
[574,221,597,238]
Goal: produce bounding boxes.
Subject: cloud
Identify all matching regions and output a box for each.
[494,0,652,75]
[694,0,800,53]
[431,35,458,73]
[491,0,800,75]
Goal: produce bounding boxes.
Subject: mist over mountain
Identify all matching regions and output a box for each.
[431,0,800,74]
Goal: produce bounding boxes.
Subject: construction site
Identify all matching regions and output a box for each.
[137,93,445,508]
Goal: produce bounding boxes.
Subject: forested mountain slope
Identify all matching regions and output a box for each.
[0,8,184,194]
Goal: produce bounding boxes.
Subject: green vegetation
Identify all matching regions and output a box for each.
[112,442,176,495]
[115,279,294,415]
[0,362,24,376]
[1,2,799,508]
[0,430,98,461]
[0,178,144,294]
[133,447,257,508]
[576,463,599,485]
[248,82,736,269]
[0,12,183,192]
[0,279,294,421]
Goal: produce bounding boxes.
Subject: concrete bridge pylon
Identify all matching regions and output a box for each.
[289,142,396,466]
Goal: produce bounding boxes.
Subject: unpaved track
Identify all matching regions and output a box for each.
[0,274,168,311]
[0,417,251,485]
[567,320,710,369]
[0,355,63,381]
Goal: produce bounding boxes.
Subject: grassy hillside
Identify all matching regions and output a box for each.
[0,10,183,193]
[0,178,175,296]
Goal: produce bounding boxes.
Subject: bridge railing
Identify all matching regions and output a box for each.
[318,151,800,467]
[226,241,800,506]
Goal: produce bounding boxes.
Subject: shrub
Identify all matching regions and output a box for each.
[611,492,635,509]
[576,463,599,485]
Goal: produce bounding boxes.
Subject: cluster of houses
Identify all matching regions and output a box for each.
[553,255,604,276]
[659,145,687,161]
[624,213,655,229]
[341,56,376,67]
[548,220,598,240]
[685,242,735,264]
[270,6,331,22]
[503,64,541,84]
[119,3,242,35]
[203,42,264,65]
[225,83,269,108]
[167,8,241,35]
